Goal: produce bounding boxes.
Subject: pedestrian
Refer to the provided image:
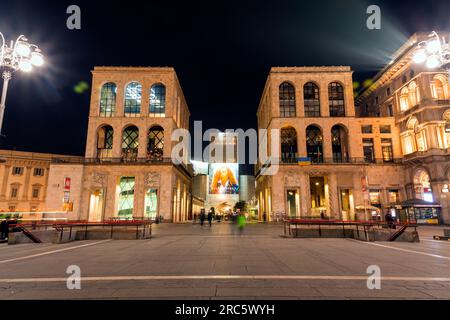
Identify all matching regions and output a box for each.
[207,210,213,227]
[385,212,395,229]
[0,219,6,239]
[193,213,197,223]
[237,212,246,235]
[262,212,267,223]
[200,209,206,227]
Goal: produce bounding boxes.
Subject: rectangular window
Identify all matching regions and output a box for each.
[33,168,44,176]
[380,125,391,133]
[361,125,372,134]
[369,189,381,208]
[387,104,393,117]
[32,188,40,199]
[363,138,375,163]
[117,177,135,219]
[12,167,23,175]
[388,189,399,204]
[144,188,158,219]
[10,187,18,199]
[8,205,16,212]
[286,189,300,217]
[381,138,393,162]
[375,96,379,105]
[386,87,391,96]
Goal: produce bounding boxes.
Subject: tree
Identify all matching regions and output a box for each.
[234,201,247,212]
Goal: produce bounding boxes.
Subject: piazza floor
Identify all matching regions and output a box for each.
[1,222,450,299]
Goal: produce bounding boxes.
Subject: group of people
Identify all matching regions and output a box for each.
[193,208,247,234]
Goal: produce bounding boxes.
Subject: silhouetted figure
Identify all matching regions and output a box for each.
[207,210,213,227]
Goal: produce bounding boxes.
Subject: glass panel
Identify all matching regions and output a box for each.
[124,82,142,116]
[304,82,320,117]
[147,126,164,161]
[286,190,298,217]
[144,188,158,219]
[122,126,139,161]
[118,177,135,218]
[363,138,375,163]
[281,127,298,163]
[279,82,296,118]
[328,82,345,117]
[150,84,166,117]
[306,126,323,163]
[99,83,116,117]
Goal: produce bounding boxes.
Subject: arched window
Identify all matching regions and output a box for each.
[400,86,409,111]
[329,82,345,117]
[304,82,320,117]
[279,82,296,117]
[122,126,139,161]
[147,126,164,161]
[431,75,449,100]
[408,81,420,106]
[280,127,297,163]
[97,125,114,159]
[331,125,349,162]
[444,110,450,148]
[99,83,116,117]
[124,82,142,117]
[150,84,166,117]
[306,125,323,163]
[414,169,433,202]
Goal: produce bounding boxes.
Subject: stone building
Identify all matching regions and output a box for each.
[0,150,80,219]
[356,32,450,224]
[44,67,192,222]
[255,67,405,222]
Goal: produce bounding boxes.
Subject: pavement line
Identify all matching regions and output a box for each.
[422,239,450,244]
[0,240,112,265]
[1,275,450,283]
[349,239,450,260]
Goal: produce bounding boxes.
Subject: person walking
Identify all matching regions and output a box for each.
[237,212,246,235]
[0,219,6,239]
[200,209,206,227]
[207,210,213,227]
[262,212,267,223]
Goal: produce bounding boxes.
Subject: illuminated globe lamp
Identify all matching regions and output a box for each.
[0,32,44,134]
[412,31,450,80]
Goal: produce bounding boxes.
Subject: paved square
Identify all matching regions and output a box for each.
[1,223,450,299]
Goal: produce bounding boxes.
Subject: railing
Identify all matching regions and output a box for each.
[279,157,403,165]
[283,218,417,241]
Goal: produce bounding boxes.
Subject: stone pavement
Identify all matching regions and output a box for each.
[0,222,450,299]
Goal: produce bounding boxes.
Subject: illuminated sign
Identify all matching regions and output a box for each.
[209,163,239,195]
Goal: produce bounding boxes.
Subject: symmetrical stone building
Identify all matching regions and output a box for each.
[44,67,192,222]
[255,67,408,223]
[356,32,450,224]
[0,150,79,218]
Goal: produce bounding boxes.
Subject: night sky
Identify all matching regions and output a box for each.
[0,0,450,174]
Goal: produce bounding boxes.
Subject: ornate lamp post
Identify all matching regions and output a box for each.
[0,32,44,134]
[412,31,450,80]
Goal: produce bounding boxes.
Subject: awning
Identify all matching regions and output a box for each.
[400,199,441,208]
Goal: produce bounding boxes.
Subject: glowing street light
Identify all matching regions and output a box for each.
[0,32,44,134]
[412,31,450,80]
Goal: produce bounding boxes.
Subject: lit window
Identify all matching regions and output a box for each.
[124,82,142,117]
[381,138,393,162]
[150,84,166,117]
[379,125,391,133]
[99,82,117,117]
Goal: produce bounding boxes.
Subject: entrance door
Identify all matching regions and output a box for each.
[88,189,105,222]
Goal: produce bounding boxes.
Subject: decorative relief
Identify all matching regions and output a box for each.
[92,172,107,186]
[145,172,161,187]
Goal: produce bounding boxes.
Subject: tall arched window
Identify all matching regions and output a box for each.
[99,83,116,117]
[280,127,298,163]
[329,82,345,117]
[147,126,164,161]
[431,75,449,100]
[414,169,433,202]
[306,125,323,163]
[331,125,349,162]
[150,83,166,117]
[124,82,142,117]
[97,125,114,159]
[408,81,420,106]
[444,110,450,148]
[279,82,296,117]
[304,82,320,117]
[400,86,409,111]
[122,126,139,161]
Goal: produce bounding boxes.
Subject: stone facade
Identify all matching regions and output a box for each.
[44,67,192,222]
[357,32,450,223]
[256,67,407,222]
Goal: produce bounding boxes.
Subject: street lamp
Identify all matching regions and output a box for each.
[412,31,450,80]
[0,32,44,135]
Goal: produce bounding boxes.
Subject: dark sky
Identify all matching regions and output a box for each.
[0,0,450,173]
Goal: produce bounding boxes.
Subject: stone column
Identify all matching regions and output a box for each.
[112,124,123,158]
[322,124,332,162]
[328,173,338,218]
[22,166,32,200]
